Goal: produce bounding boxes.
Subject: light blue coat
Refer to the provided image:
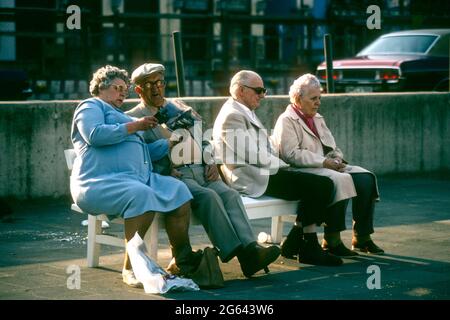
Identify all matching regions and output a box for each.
[70,98,192,219]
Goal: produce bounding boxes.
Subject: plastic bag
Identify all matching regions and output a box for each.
[126,233,199,294]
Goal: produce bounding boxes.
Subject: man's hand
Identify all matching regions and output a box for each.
[204,164,220,181]
[323,158,346,172]
[170,168,183,178]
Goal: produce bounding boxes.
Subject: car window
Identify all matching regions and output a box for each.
[357,35,438,55]
[428,35,450,57]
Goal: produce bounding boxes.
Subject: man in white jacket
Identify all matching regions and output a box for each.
[213,70,343,266]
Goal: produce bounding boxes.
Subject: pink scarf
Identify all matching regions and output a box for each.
[291,104,319,138]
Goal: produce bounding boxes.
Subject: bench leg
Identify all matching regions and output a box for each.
[271,216,284,244]
[147,214,159,261]
[87,214,101,267]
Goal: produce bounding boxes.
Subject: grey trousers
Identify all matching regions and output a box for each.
[177,165,255,262]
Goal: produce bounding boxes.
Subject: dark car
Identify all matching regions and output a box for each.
[316,29,450,93]
[0,69,33,100]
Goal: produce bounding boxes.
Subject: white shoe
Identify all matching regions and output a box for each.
[122,269,142,288]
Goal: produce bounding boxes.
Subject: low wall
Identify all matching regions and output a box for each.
[1,92,449,199]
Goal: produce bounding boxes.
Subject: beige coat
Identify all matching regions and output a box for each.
[213,98,288,197]
[271,105,379,205]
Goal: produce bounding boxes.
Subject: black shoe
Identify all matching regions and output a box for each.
[299,236,343,266]
[352,240,384,255]
[281,226,303,259]
[322,241,359,257]
[238,243,281,278]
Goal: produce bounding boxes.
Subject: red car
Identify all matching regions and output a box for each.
[316,29,450,93]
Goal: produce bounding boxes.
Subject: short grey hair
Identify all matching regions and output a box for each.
[89,65,130,96]
[289,73,321,104]
[229,70,262,99]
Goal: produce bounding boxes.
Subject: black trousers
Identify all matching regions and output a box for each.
[265,168,336,227]
[324,173,376,236]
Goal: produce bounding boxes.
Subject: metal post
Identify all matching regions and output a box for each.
[323,33,335,93]
[172,31,186,97]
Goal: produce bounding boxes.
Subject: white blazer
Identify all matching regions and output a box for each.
[213,98,288,197]
[272,105,379,205]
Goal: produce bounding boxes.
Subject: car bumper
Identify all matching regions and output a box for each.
[320,79,405,93]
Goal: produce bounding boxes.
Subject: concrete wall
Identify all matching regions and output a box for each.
[1,92,449,199]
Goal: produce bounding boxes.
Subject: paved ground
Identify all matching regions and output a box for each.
[1,174,449,301]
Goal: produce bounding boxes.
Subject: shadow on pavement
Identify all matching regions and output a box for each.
[163,253,450,300]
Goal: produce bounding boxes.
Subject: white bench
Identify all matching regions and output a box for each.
[64,149,297,267]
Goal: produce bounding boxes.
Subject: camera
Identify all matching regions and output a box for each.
[154,108,169,124]
[154,102,202,131]
[166,109,201,131]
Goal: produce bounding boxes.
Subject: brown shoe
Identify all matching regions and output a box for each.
[352,240,384,255]
[238,243,281,278]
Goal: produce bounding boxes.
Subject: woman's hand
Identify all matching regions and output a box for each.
[204,164,220,181]
[323,158,346,172]
[127,116,158,134]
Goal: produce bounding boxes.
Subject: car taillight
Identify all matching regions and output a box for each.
[317,70,326,80]
[377,69,399,81]
[318,70,340,80]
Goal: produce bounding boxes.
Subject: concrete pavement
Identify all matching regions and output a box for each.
[0,174,449,300]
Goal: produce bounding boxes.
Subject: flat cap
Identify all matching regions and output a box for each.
[131,63,165,84]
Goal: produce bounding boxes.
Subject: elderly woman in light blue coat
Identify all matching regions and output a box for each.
[70,65,199,288]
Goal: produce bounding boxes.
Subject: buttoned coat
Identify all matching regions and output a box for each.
[70,98,192,218]
[272,105,379,204]
[213,98,288,197]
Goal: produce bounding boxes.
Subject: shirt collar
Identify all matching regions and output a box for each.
[234,100,258,123]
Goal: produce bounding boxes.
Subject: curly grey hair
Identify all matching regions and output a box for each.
[289,73,321,104]
[229,70,262,99]
[89,65,130,96]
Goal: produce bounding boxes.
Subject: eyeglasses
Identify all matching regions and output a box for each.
[241,84,267,95]
[110,84,129,95]
[143,79,166,89]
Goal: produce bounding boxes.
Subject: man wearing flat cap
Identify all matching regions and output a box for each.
[126,63,280,278]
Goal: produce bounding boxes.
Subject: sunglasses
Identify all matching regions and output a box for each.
[143,79,166,89]
[241,84,267,95]
[110,84,129,95]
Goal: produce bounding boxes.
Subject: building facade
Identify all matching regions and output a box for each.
[0,0,448,99]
